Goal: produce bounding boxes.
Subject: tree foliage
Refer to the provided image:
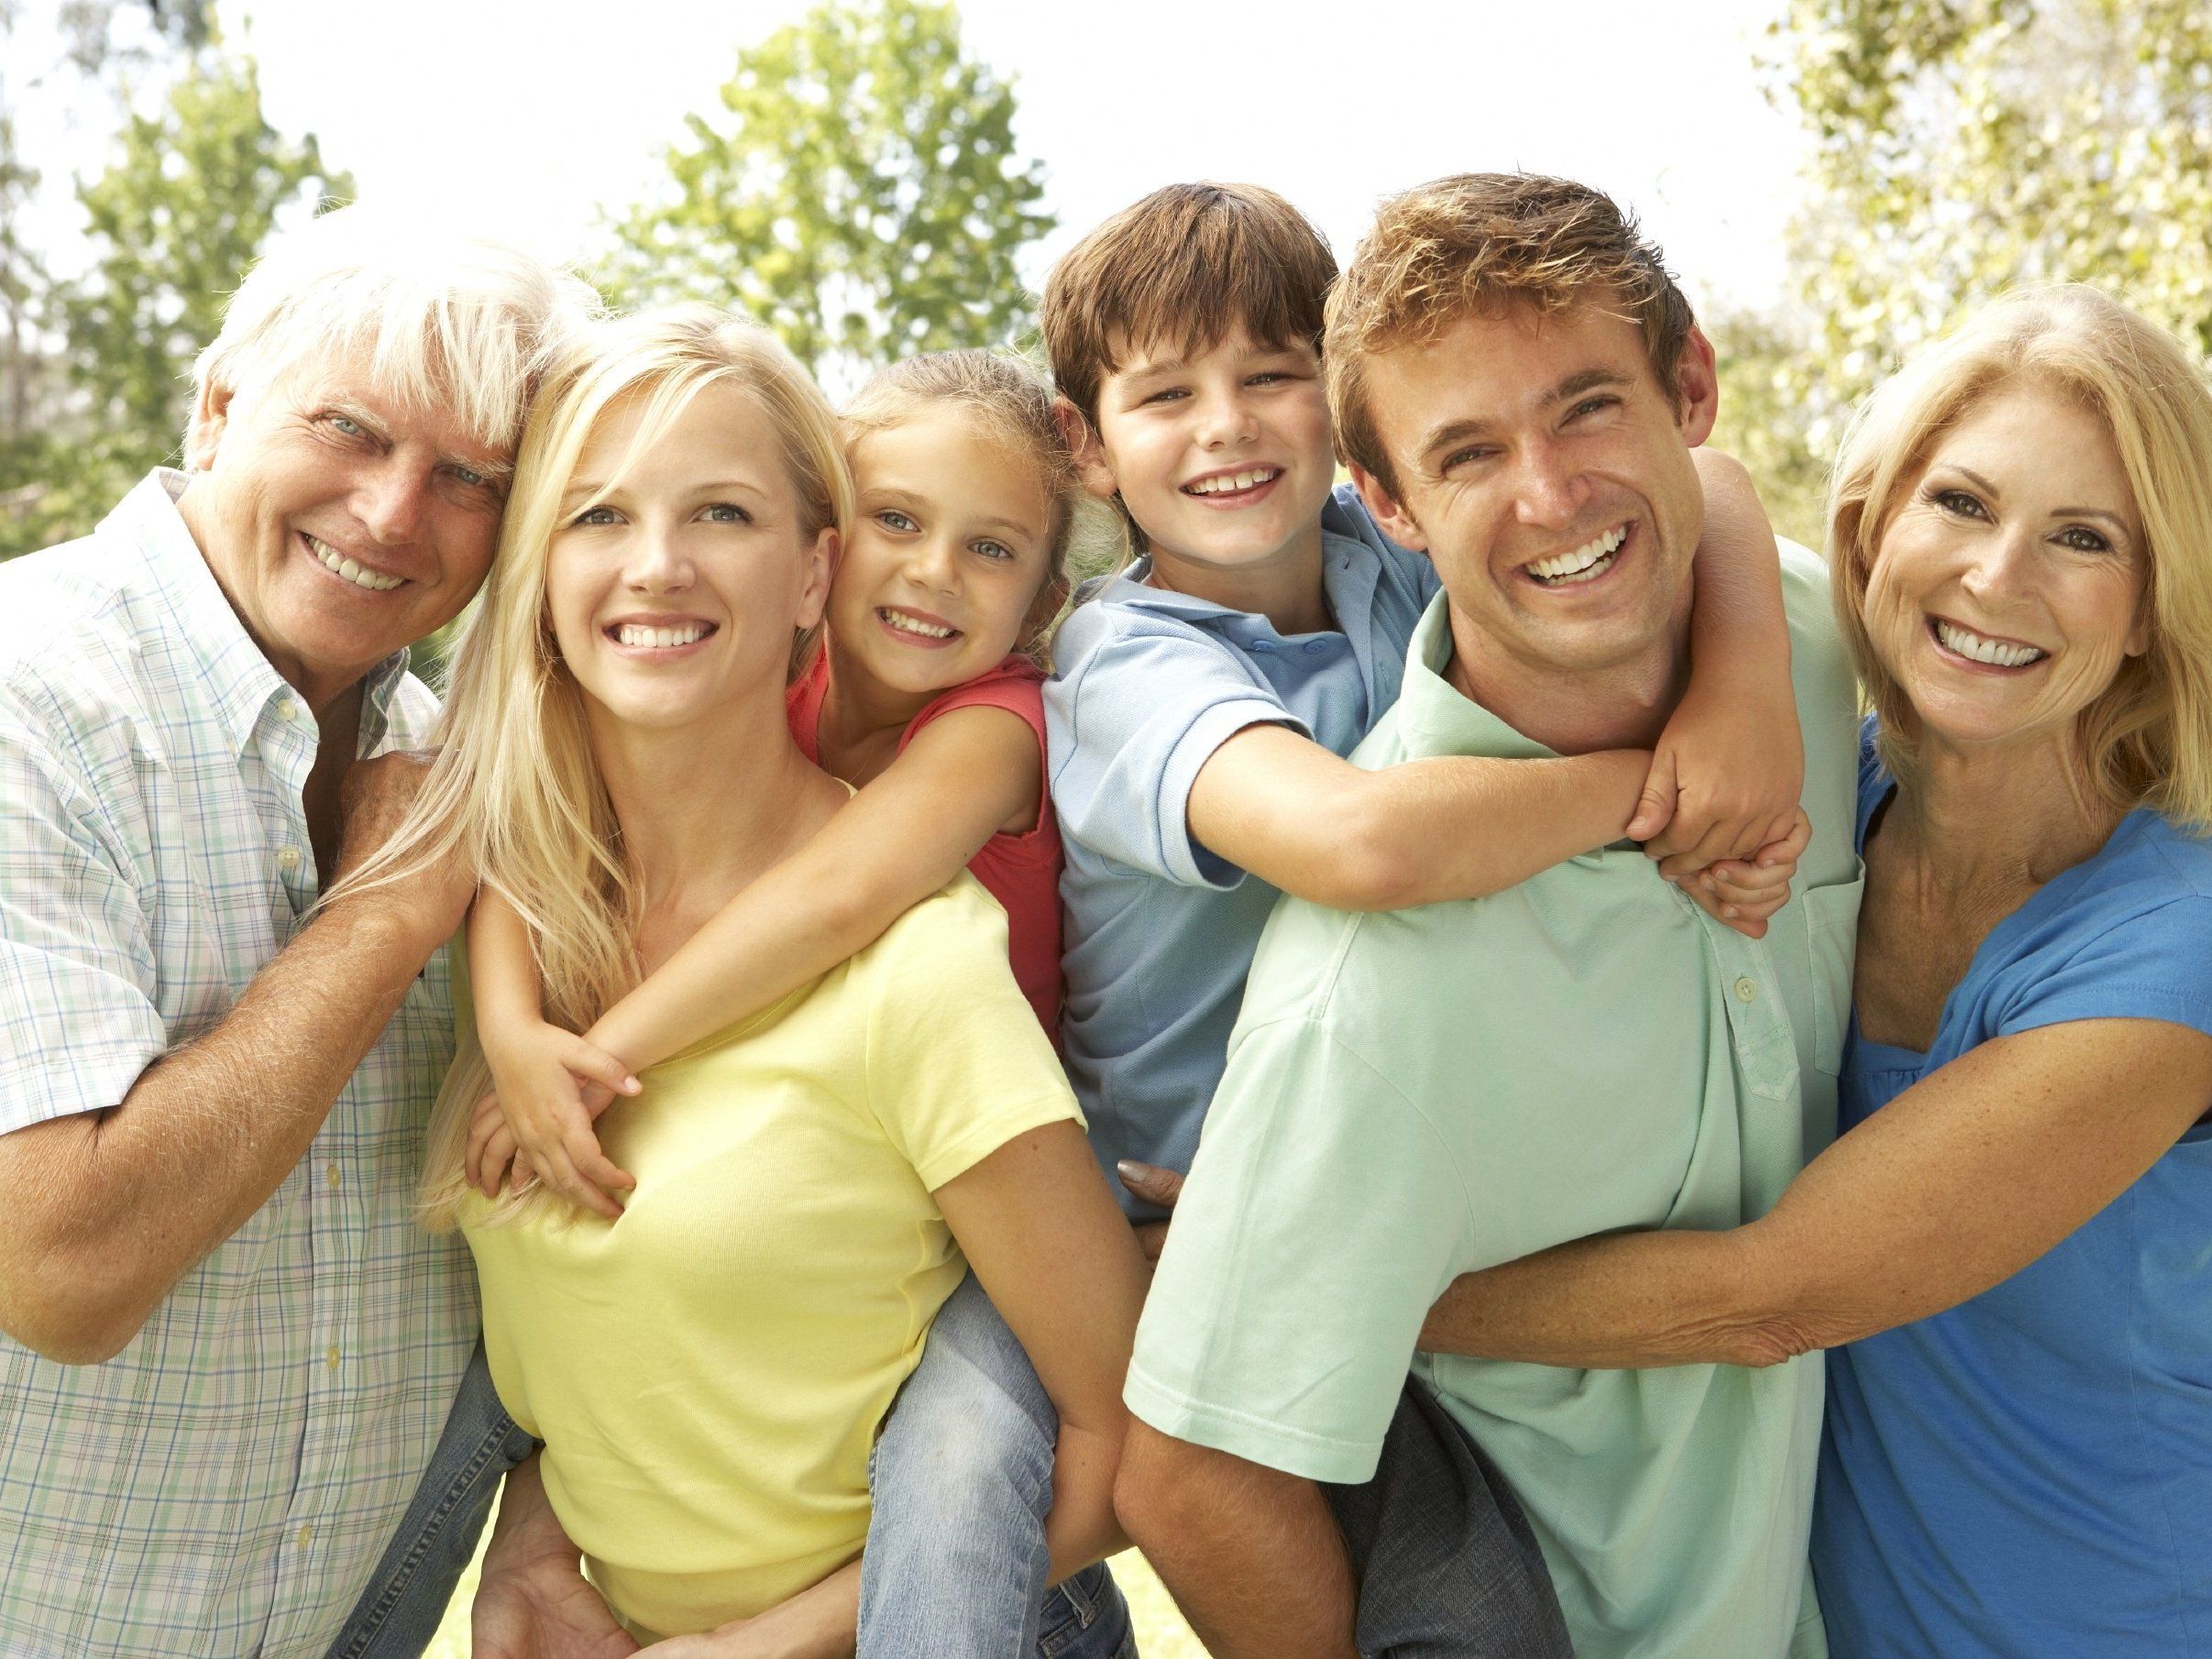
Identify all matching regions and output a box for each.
[604,0,1053,388]
[0,41,346,559]
[1762,0,2212,490]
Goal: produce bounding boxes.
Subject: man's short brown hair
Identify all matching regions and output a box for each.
[1040,181,1337,424]
[1326,173,1696,498]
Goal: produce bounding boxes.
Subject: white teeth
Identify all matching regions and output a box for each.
[879,609,957,640]
[1185,467,1282,497]
[1935,620,2045,667]
[614,623,707,648]
[305,534,403,592]
[1528,524,1627,584]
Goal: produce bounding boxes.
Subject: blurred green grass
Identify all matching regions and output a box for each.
[425,1511,1209,1656]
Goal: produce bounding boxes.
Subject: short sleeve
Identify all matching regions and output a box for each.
[861,881,1081,1190]
[1125,1016,1473,1484]
[1995,891,2212,1042]
[0,711,165,1131]
[1046,607,1302,888]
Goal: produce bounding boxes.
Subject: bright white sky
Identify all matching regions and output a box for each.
[24,0,1811,321]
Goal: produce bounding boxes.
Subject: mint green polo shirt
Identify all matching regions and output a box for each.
[1127,544,1862,1659]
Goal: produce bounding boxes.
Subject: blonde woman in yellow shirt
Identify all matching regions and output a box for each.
[350,306,1147,1653]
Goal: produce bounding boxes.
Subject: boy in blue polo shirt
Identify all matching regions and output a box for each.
[854,180,1813,1658]
[1042,181,1807,1227]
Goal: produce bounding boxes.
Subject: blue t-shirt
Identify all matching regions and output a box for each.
[1814,722,2212,1659]
[1043,487,1437,1215]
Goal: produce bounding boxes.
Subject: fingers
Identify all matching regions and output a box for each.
[478,1124,519,1200]
[1117,1159,1185,1209]
[536,1139,625,1222]
[1625,750,1678,844]
[1132,1220,1172,1267]
[559,1037,641,1102]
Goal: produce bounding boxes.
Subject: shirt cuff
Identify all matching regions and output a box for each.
[1154,700,1311,891]
[1123,1355,1384,1486]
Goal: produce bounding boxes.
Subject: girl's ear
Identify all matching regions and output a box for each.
[798,526,839,631]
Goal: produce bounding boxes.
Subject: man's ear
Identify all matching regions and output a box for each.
[1674,327,1720,447]
[184,378,234,471]
[1350,462,1427,553]
[1054,396,1120,502]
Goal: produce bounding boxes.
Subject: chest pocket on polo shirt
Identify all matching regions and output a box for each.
[1801,868,1865,1075]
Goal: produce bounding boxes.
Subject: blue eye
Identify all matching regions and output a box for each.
[973,539,1015,562]
[329,414,366,438]
[703,502,751,523]
[877,509,919,532]
[572,505,619,527]
[453,465,487,489]
[1568,395,1618,420]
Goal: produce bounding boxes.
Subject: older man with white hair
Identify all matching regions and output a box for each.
[0,207,611,1657]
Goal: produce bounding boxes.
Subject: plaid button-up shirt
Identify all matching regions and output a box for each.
[0,473,478,1658]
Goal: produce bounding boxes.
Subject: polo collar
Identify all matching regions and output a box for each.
[108,470,412,758]
[1085,523,1385,645]
[1393,591,1558,763]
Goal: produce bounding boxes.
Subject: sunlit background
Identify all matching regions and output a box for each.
[5,0,2205,1648]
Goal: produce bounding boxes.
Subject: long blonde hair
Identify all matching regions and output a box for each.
[339,304,852,1225]
[1828,285,2212,830]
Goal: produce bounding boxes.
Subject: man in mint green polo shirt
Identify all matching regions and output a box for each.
[1115,172,1864,1659]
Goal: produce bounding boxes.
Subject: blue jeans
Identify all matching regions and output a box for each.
[323,1340,540,1659]
[860,1274,1136,1658]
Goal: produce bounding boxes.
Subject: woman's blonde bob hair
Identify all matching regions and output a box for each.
[339,303,853,1227]
[1829,285,2212,831]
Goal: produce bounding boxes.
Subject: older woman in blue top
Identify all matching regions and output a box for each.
[1409,284,2212,1659]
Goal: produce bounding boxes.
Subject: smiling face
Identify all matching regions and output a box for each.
[545,378,832,739]
[177,356,512,708]
[1079,326,1335,580]
[1862,379,2147,760]
[829,405,1059,700]
[1351,301,1716,685]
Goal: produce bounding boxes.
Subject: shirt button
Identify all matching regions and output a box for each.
[1733,976,1759,1003]
[278,846,302,872]
[1247,640,1275,654]
[1304,641,1329,654]
[297,1522,314,1547]
[276,698,299,722]
[325,1346,342,1368]
[325,1163,342,1189]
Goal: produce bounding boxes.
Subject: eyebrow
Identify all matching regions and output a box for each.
[1942,466,2134,535]
[324,396,515,485]
[561,476,770,502]
[1415,367,1635,462]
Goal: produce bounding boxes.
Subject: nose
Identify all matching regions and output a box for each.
[1510,436,1588,529]
[903,532,963,596]
[622,518,694,592]
[359,460,434,547]
[1958,522,2035,604]
[1194,383,1259,451]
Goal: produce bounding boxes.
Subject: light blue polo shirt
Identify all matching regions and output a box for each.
[1044,487,1438,1214]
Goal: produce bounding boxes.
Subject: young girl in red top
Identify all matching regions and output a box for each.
[467,348,1081,1210]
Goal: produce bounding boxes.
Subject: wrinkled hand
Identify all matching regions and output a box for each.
[471,1455,639,1659]
[1669,808,1810,940]
[471,1020,641,1217]
[1118,1160,1184,1268]
[329,751,471,948]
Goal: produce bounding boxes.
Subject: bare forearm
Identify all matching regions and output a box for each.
[1331,749,1651,910]
[1042,1422,1130,1585]
[0,895,441,1358]
[736,1559,859,1658]
[1687,448,1789,683]
[1417,1227,1788,1369]
[1117,1426,1359,1659]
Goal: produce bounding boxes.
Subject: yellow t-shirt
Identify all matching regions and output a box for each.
[457,874,1082,1638]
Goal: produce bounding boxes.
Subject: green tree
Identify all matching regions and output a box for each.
[1,46,347,558]
[604,0,1053,386]
[1766,0,2212,459]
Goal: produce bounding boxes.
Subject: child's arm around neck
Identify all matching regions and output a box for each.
[588,700,1042,1070]
[1181,451,1800,927]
